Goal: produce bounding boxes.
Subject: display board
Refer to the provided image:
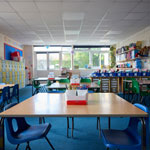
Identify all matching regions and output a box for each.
[4,43,23,60]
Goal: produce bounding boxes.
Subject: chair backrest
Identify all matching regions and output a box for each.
[97,80,101,86]
[47,80,52,86]
[80,78,91,83]
[0,83,6,85]
[132,80,140,94]
[12,84,19,97]
[4,102,30,144]
[32,80,40,88]
[2,86,10,102]
[128,103,149,146]
[59,79,70,83]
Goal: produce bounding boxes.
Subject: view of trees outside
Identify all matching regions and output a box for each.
[74,51,89,68]
[49,53,59,69]
[37,53,47,70]
[62,52,71,69]
[93,53,100,67]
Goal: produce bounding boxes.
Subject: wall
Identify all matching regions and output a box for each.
[116,26,150,49]
[116,26,150,69]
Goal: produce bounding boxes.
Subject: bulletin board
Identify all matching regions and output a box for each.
[4,43,23,60]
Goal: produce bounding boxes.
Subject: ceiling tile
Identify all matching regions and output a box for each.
[124,12,147,20]
[9,2,38,12]
[132,2,150,12]
[0,2,15,12]
[109,2,138,12]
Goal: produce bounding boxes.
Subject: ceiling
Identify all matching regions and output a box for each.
[0,0,150,45]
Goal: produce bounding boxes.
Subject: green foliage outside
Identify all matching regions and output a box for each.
[110,45,116,68]
[74,52,89,68]
[93,53,100,67]
[62,53,71,69]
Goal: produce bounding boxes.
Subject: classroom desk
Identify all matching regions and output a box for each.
[34,77,68,82]
[0,84,15,90]
[47,82,100,90]
[0,93,148,150]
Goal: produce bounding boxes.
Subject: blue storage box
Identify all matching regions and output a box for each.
[96,72,101,77]
[126,72,130,76]
[109,72,113,77]
[141,72,146,76]
[109,72,117,77]
[117,72,122,77]
[146,72,150,76]
[129,72,134,76]
[121,72,125,77]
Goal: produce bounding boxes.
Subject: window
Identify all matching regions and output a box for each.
[74,51,89,69]
[36,53,47,70]
[92,53,100,67]
[62,52,71,69]
[49,53,59,70]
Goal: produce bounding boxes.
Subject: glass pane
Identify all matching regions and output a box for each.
[90,48,101,51]
[100,53,109,68]
[93,53,100,67]
[74,52,89,69]
[62,52,71,69]
[37,53,47,70]
[49,53,59,69]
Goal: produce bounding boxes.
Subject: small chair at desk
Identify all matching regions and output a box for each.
[4,102,55,150]
[10,84,19,103]
[101,103,149,150]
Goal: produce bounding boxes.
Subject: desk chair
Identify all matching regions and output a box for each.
[4,102,55,150]
[10,84,19,103]
[32,80,43,95]
[2,86,10,104]
[80,78,91,83]
[101,103,149,150]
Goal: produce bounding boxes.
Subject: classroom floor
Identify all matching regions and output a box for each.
[5,86,150,150]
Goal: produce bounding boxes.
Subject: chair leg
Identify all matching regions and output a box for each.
[97,117,101,137]
[26,142,31,150]
[67,117,69,137]
[16,144,20,150]
[45,136,55,150]
[71,117,74,138]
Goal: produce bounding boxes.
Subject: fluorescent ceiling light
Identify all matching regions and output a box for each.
[63,12,84,20]
[65,30,80,35]
[106,31,122,35]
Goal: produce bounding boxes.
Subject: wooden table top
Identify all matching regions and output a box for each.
[47,82,100,89]
[0,84,14,90]
[34,77,68,81]
[0,93,148,117]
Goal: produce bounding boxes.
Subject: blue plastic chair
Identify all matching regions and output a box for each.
[10,84,19,103]
[101,103,149,150]
[2,86,10,104]
[0,83,6,85]
[4,102,55,150]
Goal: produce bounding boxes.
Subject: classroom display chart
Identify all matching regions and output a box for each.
[0,59,25,88]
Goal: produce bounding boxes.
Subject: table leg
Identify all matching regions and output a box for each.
[140,118,146,150]
[71,117,74,138]
[108,117,111,129]
[97,117,101,137]
[67,117,69,138]
[0,118,4,150]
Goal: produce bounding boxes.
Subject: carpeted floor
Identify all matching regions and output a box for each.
[4,86,150,150]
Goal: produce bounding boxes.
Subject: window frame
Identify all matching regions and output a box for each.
[34,46,110,71]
